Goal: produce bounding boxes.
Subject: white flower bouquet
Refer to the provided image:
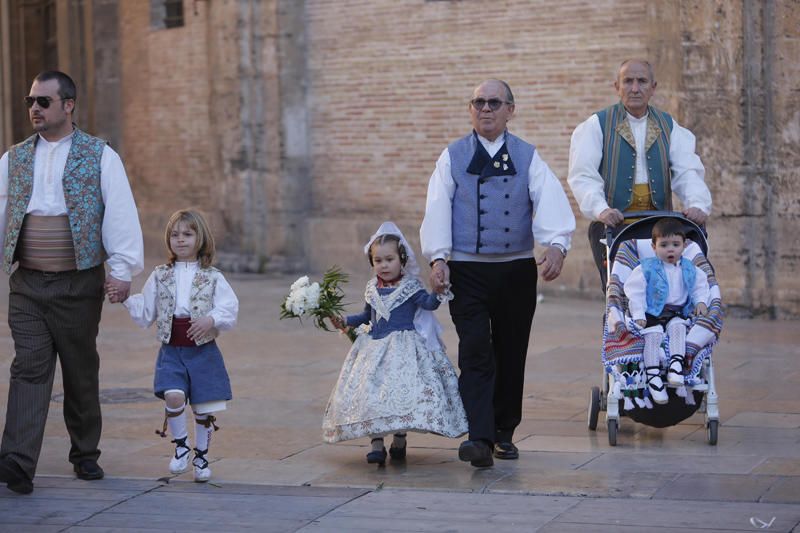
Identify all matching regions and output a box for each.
[280,266,356,342]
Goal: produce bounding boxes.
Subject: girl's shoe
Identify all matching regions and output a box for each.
[169,436,191,474]
[366,447,387,466]
[192,448,211,482]
[388,443,406,461]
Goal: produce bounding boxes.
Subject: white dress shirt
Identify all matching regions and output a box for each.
[568,111,712,221]
[124,261,239,330]
[624,260,710,322]
[0,132,144,280]
[421,133,575,262]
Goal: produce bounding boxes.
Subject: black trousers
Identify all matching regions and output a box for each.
[588,221,609,291]
[448,259,537,443]
[1,265,105,479]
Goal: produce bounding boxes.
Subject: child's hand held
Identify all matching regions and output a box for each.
[694,302,709,317]
[634,319,646,328]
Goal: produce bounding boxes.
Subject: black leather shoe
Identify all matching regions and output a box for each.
[366,447,387,466]
[388,443,406,461]
[0,458,33,494]
[458,440,493,468]
[493,441,519,460]
[74,459,105,480]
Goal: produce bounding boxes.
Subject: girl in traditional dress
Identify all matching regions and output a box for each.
[110,209,238,482]
[323,222,467,465]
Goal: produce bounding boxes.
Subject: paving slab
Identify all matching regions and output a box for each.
[0,269,798,529]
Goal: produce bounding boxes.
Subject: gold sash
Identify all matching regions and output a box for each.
[629,183,655,212]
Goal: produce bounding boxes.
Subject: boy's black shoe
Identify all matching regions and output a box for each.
[74,459,105,480]
[0,458,33,494]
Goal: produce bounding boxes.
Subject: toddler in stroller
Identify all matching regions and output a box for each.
[624,218,710,405]
[588,211,722,446]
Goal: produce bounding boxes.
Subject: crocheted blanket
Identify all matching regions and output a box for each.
[603,239,723,387]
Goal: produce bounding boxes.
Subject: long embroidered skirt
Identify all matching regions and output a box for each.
[322,329,468,443]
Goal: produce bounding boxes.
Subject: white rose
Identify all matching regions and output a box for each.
[290,276,310,292]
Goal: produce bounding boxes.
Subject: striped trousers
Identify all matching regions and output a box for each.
[1,265,105,480]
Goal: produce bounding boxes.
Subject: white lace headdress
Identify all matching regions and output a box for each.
[364,221,445,351]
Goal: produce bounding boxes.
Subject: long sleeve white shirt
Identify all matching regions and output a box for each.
[123,261,239,331]
[624,261,710,321]
[567,112,712,221]
[0,132,144,280]
[421,133,575,262]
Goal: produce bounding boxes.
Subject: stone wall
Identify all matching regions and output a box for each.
[108,0,798,317]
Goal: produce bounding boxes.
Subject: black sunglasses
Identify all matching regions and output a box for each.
[470,98,511,111]
[24,96,68,109]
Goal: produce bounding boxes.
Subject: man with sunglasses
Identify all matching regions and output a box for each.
[0,71,143,494]
[568,59,712,289]
[421,79,575,467]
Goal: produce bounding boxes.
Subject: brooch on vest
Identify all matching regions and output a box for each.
[466,133,517,180]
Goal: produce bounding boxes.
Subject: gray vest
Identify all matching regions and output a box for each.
[448,132,535,254]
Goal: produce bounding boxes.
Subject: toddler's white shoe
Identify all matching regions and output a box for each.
[192,449,211,483]
[169,437,191,474]
[667,355,685,386]
[645,366,669,405]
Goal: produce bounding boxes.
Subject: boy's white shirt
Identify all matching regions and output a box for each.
[124,261,238,330]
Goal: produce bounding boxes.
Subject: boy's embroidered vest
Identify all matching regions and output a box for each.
[641,256,696,317]
[448,132,535,254]
[596,102,673,212]
[4,128,107,273]
[153,264,219,346]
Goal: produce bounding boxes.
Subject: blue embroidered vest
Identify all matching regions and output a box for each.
[4,128,107,273]
[597,102,673,212]
[641,256,696,317]
[448,132,535,254]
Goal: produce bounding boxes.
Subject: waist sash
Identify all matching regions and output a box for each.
[168,317,195,346]
[17,215,77,272]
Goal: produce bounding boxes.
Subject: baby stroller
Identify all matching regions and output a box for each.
[587,211,722,446]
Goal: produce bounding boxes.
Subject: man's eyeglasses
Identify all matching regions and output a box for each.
[24,96,67,109]
[470,98,511,111]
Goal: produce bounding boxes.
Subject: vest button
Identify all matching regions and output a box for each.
[505,243,510,248]
[480,210,486,215]
[504,211,509,215]
[504,228,509,232]
[628,188,632,192]
[480,194,486,199]
[628,176,632,180]
[505,194,509,198]
[631,165,635,169]
[480,226,485,231]
[478,243,484,248]
[503,178,508,183]
[648,167,652,171]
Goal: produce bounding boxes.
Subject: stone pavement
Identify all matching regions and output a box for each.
[0,269,799,531]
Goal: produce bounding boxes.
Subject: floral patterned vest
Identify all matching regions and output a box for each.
[4,128,107,273]
[153,264,219,346]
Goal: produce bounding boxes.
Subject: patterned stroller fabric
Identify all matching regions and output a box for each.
[603,239,723,400]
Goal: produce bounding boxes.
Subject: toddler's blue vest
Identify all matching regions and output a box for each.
[597,102,673,211]
[448,131,534,254]
[4,128,107,273]
[641,256,696,317]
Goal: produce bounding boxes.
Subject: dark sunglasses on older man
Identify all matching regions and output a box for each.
[24,96,68,109]
[470,98,511,111]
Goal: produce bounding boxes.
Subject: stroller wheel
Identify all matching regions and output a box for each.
[588,387,600,431]
[707,419,719,446]
[607,419,618,446]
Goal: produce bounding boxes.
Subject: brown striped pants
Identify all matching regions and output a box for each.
[1,264,105,479]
